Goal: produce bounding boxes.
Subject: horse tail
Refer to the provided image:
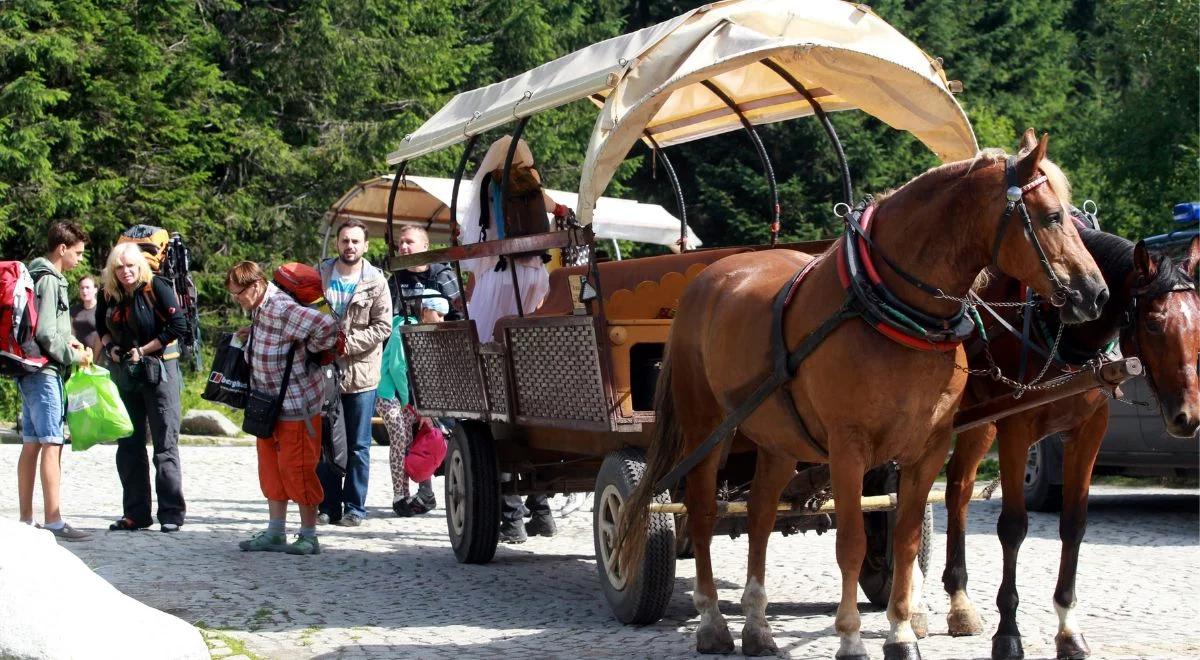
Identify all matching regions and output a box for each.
[616,346,682,577]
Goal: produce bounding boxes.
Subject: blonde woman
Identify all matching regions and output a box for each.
[96,242,189,533]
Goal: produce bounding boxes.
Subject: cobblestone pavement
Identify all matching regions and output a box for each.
[2,444,1197,659]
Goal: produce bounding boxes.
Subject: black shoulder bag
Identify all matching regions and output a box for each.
[242,326,298,438]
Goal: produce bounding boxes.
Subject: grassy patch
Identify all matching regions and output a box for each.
[195,622,260,660]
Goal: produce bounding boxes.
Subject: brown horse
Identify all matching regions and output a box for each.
[942,232,1200,660]
[617,130,1108,659]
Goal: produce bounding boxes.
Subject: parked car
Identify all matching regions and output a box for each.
[1025,203,1199,510]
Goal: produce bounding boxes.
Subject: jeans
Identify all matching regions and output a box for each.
[319,389,376,518]
[502,494,550,522]
[17,372,65,444]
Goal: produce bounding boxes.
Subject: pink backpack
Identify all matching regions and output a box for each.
[405,411,448,482]
[0,261,49,376]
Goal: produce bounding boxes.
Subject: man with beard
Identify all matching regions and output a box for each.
[316,219,392,527]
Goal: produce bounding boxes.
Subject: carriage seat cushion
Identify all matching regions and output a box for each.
[532,247,752,317]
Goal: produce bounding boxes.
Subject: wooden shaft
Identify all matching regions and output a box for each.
[646,486,994,516]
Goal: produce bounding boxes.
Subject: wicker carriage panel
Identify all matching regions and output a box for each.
[506,322,608,423]
[402,327,486,413]
[481,352,508,414]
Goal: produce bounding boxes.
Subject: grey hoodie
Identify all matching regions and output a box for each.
[28,257,81,375]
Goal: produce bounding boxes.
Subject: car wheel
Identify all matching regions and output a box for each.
[1025,435,1064,512]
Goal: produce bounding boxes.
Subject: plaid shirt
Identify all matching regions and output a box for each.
[245,284,338,420]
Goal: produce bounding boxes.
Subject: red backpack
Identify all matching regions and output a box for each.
[0,261,49,376]
[272,262,344,365]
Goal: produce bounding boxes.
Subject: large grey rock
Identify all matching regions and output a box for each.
[0,521,208,659]
[180,409,240,437]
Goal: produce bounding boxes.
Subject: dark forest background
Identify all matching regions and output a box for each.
[2,0,1196,296]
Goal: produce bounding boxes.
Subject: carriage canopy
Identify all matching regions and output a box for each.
[324,175,701,251]
[387,0,978,224]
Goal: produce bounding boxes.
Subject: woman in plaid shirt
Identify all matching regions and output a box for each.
[226,261,339,555]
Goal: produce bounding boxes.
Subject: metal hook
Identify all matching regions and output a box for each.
[512,90,533,118]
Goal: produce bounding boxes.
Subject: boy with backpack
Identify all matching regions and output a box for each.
[13,221,93,540]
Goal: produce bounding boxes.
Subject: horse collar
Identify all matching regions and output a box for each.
[838,203,975,352]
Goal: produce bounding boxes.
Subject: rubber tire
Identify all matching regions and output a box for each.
[371,420,390,446]
[594,447,676,625]
[446,421,500,564]
[1025,435,1064,513]
[859,464,934,608]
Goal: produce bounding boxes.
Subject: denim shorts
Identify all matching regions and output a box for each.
[17,372,66,444]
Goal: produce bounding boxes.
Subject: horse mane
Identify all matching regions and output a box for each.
[873,148,1072,208]
[1077,227,1134,291]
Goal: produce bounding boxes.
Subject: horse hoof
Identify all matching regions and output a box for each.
[740,625,779,657]
[1055,632,1091,659]
[992,634,1025,660]
[947,606,984,637]
[883,641,922,660]
[911,610,929,639]
[696,624,735,655]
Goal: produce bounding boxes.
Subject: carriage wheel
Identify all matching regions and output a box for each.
[446,420,500,564]
[594,448,676,625]
[859,464,934,608]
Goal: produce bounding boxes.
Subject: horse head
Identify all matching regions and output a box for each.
[1127,236,1200,437]
[989,129,1108,324]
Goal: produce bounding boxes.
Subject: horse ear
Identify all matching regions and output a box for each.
[1017,128,1038,155]
[1133,239,1158,282]
[1184,236,1200,278]
[1015,132,1049,183]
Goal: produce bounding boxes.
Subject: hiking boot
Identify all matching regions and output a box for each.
[285,535,321,555]
[393,499,414,518]
[48,523,92,542]
[160,523,181,533]
[337,513,363,527]
[411,491,436,515]
[525,511,557,538]
[238,531,287,552]
[499,519,527,544]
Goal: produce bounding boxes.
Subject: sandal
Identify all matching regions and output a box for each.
[109,517,149,531]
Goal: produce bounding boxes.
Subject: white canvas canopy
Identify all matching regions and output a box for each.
[387,0,978,226]
[323,175,701,251]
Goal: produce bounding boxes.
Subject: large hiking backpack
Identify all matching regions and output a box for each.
[272,262,344,366]
[0,261,49,376]
[117,225,202,371]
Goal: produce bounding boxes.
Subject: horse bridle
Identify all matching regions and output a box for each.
[990,156,1073,308]
[1125,258,1198,394]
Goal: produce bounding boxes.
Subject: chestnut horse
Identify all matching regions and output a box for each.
[942,231,1200,660]
[617,131,1108,659]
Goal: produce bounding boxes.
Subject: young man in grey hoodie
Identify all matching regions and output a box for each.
[17,221,94,541]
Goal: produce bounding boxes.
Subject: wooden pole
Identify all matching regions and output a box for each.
[646,485,995,516]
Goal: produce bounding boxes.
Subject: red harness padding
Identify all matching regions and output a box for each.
[836,205,961,352]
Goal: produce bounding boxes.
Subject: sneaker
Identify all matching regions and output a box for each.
[160,523,181,533]
[316,513,337,526]
[499,519,527,544]
[392,499,414,518]
[47,523,92,542]
[411,492,436,515]
[337,513,363,527]
[238,531,287,552]
[525,511,557,538]
[285,535,321,555]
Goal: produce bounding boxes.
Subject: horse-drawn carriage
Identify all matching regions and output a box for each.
[380,1,1158,657]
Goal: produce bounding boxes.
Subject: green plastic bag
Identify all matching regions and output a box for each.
[65,365,134,451]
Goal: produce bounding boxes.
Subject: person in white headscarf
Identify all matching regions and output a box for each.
[459,136,551,343]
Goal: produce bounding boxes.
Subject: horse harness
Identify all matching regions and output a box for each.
[653,158,1063,493]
